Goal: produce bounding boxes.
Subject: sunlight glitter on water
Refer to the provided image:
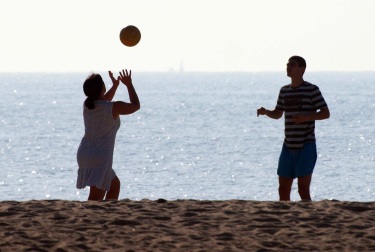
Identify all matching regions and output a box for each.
[0,72,374,201]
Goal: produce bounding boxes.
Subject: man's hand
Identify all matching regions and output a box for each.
[257,107,267,117]
[257,108,283,119]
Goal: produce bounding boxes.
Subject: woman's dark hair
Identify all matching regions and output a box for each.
[83,74,104,110]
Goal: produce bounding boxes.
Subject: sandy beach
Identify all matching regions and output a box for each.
[0,199,374,251]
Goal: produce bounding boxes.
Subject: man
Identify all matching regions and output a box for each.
[257,56,330,201]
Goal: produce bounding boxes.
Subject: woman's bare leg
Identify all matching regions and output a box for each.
[105,176,121,200]
[88,186,106,201]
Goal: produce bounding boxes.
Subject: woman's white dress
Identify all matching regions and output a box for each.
[76,100,120,191]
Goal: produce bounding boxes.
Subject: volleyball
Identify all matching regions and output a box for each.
[119,25,141,47]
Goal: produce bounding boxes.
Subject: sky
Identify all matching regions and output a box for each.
[1,0,375,72]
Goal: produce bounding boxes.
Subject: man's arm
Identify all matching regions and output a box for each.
[257,107,283,119]
[292,107,330,124]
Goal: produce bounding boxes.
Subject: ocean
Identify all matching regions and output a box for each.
[1,72,374,202]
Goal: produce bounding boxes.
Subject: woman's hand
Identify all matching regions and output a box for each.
[104,71,120,101]
[109,71,120,87]
[112,69,140,118]
[119,69,132,87]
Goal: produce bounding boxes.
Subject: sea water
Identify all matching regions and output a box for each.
[0,72,374,202]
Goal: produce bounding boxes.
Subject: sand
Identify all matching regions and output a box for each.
[0,199,374,251]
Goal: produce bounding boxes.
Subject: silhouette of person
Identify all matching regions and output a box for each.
[257,56,330,201]
[76,69,140,200]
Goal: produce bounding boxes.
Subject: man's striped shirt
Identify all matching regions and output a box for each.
[275,81,328,149]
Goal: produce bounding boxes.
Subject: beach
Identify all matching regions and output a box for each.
[0,199,374,251]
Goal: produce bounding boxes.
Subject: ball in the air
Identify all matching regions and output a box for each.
[119,25,141,47]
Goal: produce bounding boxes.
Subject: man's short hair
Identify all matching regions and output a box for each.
[289,56,306,68]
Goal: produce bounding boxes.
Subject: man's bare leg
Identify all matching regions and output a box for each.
[279,176,294,201]
[297,174,312,201]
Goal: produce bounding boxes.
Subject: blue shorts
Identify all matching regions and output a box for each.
[277,142,317,179]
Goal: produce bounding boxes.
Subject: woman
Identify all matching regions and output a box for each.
[76,69,140,200]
